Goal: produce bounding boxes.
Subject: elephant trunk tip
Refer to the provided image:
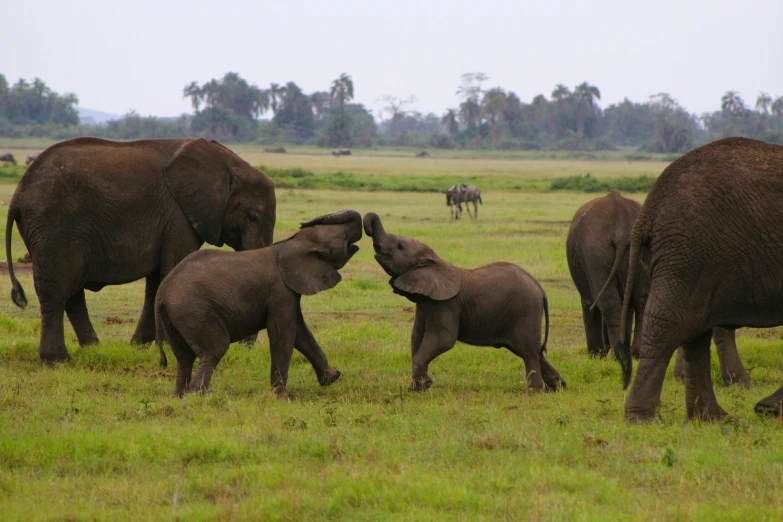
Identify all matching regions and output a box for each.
[615,342,632,390]
[363,212,383,237]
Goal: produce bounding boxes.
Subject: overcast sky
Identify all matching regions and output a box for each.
[3,0,781,119]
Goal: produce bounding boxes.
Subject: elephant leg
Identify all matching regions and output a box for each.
[131,273,160,345]
[65,288,99,346]
[189,351,222,394]
[673,347,685,381]
[174,349,195,397]
[755,385,783,417]
[410,331,455,391]
[267,320,297,398]
[294,313,340,386]
[682,330,727,421]
[539,353,566,391]
[713,327,750,386]
[506,333,548,391]
[35,279,70,364]
[411,307,425,359]
[581,303,606,357]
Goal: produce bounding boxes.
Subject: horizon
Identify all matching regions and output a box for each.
[3,0,781,122]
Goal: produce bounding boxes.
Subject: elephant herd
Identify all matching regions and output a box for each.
[5,136,783,422]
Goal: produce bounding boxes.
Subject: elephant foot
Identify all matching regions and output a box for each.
[624,407,657,424]
[754,399,783,417]
[40,348,71,366]
[272,387,293,400]
[687,402,727,422]
[722,372,752,388]
[544,377,567,392]
[408,376,433,392]
[318,368,341,386]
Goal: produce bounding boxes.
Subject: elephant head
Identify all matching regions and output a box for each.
[363,212,460,300]
[164,139,276,251]
[277,210,362,295]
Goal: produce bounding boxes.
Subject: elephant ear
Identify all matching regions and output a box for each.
[277,238,341,296]
[393,258,461,301]
[164,139,231,245]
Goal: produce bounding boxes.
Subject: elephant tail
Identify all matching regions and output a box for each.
[5,205,27,309]
[541,292,550,354]
[589,239,628,312]
[155,301,169,369]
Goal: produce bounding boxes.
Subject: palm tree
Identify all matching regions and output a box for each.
[551,84,571,103]
[458,98,481,131]
[330,73,354,112]
[183,81,203,112]
[268,83,283,114]
[772,96,783,123]
[721,91,746,117]
[441,109,459,136]
[756,92,772,116]
[572,82,601,136]
[329,73,355,145]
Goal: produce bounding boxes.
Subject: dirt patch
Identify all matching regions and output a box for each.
[403,307,414,313]
[529,220,572,227]
[103,316,135,325]
[144,370,172,379]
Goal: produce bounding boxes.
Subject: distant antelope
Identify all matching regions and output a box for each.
[445,184,463,220]
[459,184,483,219]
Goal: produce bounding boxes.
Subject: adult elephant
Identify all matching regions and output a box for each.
[567,189,749,388]
[620,137,783,422]
[5,137,276,364]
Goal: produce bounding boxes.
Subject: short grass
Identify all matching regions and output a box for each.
[1,152,783,520]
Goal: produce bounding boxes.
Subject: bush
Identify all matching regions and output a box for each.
[549,173,657,193]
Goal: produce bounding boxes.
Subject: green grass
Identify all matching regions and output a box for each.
[1,152,783,520]
[549,173,658,193]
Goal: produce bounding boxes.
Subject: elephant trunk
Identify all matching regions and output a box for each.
[302,209,362,243]
[362,212,386,239]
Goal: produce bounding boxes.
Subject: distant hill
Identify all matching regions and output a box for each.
[77,108,121,125]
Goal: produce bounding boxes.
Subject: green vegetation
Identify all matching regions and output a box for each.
[1,153,783,518]
[549,173,657,193]
[3,72,783,153]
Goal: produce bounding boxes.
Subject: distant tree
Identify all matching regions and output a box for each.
[773,96,783,122]
[458,98,481,131]
[572,82,601,136]
[273,81,314,140]
[310,91,331,121]
[456,72,488,101]
[378,94,416,133]
[441,109,459,136]
[551,84,571,103]
[647,93,695,153]
[329,73,355,146]
[183,81,203,111]
[268,82,283,114]
[756,92,772,116]
[721,90,746,118]
[481,87,508,137]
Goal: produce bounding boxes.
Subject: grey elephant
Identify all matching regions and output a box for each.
[0,153,16,165]
[567,189,749,388]
[620,137,783,422]
[5,137,275,364]
[156,210,361,398]
[363,212,566,392]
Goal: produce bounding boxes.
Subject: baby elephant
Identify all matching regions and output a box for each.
[156,210,362,398]
[363,212,565,392]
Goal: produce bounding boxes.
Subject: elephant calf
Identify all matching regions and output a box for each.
[155,210,362,398]
[363,212,565,392]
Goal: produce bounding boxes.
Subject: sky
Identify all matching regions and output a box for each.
[3,0,782,119]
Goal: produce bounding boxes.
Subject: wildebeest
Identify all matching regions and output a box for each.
[0,153,17,165]
[332,148,352,156]
[458,184,482,219]
[26,154,40,165]
[445,184,463,220]
[416,150,429,158]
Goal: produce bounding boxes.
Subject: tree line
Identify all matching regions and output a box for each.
[1,72,782,153]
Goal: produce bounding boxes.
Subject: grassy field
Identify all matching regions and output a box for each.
[1,147,783,520]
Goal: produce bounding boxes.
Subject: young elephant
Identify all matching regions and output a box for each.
[155,210,362,398]
[363,212,565,392]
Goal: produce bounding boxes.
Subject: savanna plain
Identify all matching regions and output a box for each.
[1,145,782,521]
